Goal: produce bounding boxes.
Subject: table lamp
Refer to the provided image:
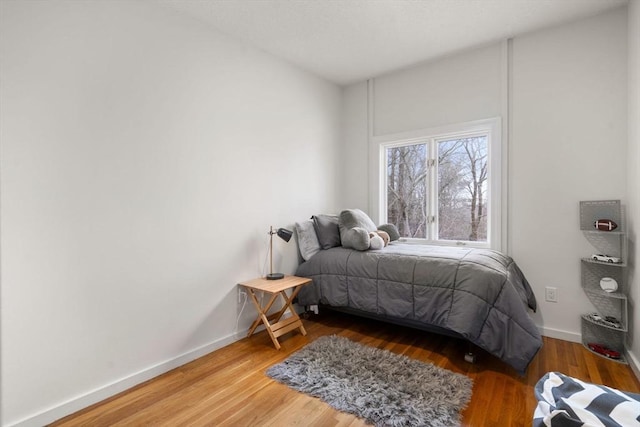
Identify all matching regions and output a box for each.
[267,226,293,280]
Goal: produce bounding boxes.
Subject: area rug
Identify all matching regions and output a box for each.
[266,335,473,427]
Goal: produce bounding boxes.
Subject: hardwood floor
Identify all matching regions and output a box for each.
[51,311,640,426]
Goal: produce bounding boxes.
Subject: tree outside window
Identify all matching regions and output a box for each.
[437,136,488,242]
[387,144,428,238]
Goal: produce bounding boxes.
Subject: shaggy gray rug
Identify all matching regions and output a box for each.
[266,335,472,427]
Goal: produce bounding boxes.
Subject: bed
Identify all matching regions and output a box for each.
[295,241,542,373]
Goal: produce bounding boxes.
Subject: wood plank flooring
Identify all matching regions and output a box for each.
[51,310,640,426]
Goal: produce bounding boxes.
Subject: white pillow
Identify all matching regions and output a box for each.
[295,220,321,261]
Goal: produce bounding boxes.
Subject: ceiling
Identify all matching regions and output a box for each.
[159,0,628,85]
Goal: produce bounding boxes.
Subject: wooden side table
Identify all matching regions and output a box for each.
[239,275,311,350]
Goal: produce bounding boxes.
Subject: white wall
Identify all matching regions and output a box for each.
[372,43,503,137]
[0,1,342,425]
[342,8,629,344]
[627,0,640,374]
[510,8,628,340]
[341,82,369,211]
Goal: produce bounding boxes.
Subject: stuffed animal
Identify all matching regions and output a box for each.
[339,209,399,251]
[375,230,390,246]
[367,230,391,250]
[368,232,385,250]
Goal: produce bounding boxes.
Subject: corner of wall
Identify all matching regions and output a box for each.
[626,0,640,382]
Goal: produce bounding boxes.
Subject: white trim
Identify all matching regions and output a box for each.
[371,117,499,146]
[367,79,378,222]
[372,117,502,250]
[488,120,502,250]
[626,349,640,382]
[501,38,512,255]
[5,331,253,427]
[538,325,582,343]
[379,144,388,226]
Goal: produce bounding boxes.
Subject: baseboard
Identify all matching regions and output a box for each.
[538,325,582,343]
[7,330,250,427]
[627,348,640,381]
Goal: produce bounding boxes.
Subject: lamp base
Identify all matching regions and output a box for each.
[266,273,285,280]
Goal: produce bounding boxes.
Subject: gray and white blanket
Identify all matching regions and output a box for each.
[534,372,640,426]
[296,243,542,373]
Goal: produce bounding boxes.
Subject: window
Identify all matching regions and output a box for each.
[376,118,501,249]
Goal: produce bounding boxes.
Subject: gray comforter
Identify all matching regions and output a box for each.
[295,243,542,373]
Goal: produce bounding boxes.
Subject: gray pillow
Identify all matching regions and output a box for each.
[312,214,341,249]
[377,223,400,241]
[295,220,321,261]
[339,209,377,250]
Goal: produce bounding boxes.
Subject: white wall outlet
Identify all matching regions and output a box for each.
[238,288,247,304]
[545,287,558,302]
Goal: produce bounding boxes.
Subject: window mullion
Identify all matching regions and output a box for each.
[427,139,437,242]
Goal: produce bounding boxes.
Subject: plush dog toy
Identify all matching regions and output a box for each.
[339,209,399,251]
[368,230,391,250]
[368,232,385,250]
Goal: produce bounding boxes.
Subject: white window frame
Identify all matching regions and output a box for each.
[371,118,502,250]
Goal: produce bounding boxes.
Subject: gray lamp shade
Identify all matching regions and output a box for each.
[267,226,293,280]
[276,228,293,243]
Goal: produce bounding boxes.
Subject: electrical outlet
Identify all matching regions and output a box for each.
[545,287,558,303]
[238,288,247,304]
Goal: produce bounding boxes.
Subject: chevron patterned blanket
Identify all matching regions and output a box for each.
[534,372,640,427]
